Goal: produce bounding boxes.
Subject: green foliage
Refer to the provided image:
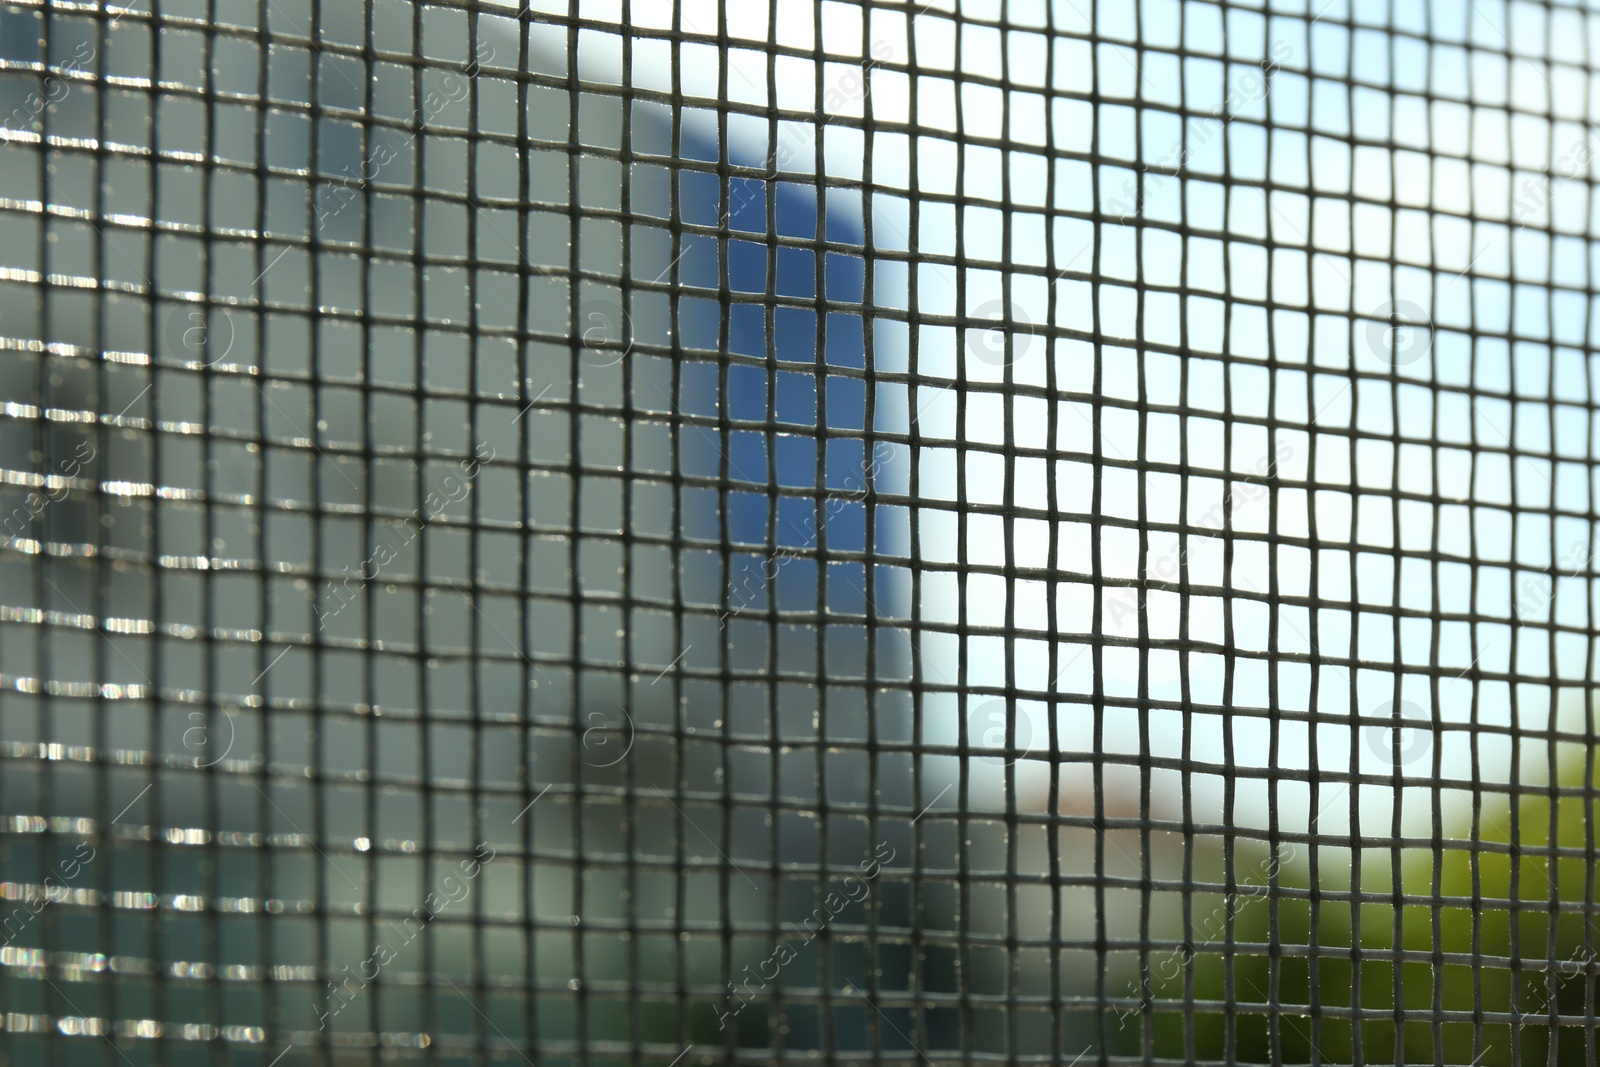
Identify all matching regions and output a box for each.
[1112,735,1600,1064]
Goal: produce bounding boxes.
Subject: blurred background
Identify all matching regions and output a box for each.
[0,0,1597,1064]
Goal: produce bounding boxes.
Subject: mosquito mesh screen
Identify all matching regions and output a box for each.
[0,0,1594,1064]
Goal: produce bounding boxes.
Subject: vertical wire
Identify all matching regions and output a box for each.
[1219,23,1242,1057]
[197,0,223,1059]
[757,3,782,1045]
[465,5,486,1064]
[1261,14,1286,1059]
[809,0,834,1058]
[409,0,434,1056]
[1212,7,1239,1063]
[904,0,931,1055]
[1039,0,1066,1057]
[1491,2,1518,1062]
[994,2,1023,1064]
[1130,0,1155,1059]
[1176,0,1199,1055]
[1431,7,1462,1059]
[1451,3,1487,1055]
[1303,1,1336,1053]
[1171,0,1196,1055]
[89,0,114,1058]
[562,1,589,1062]
[250,0,274,1050]
[1534,6,1565,1066]
[951,0,973,1059]
[514,4,542,1062]
[1348,1,1385,1061]
[1463,7,1488,1050]
[306,0,334,1049]
[711,0,736,1056]
[21,0,41,1041]
[1387,0,1417,1056]
[1089,0,1108,1057]
[36,3,58,1065]
[1259,7,1286,1065]
[858,3,886,1060]
[1578,11,1600,1066]
[358,0,379,1053]
[664,0,691,1056]
[1318,0,1355,1060]
[761,0,785,1052]
[148,0,169,1061]
[616,0,643,1062]
[1420,4,1447,1065]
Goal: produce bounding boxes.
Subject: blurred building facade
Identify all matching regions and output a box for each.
[0,1,929,1061]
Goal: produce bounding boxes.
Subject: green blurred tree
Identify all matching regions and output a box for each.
[1114,722,1600,1066]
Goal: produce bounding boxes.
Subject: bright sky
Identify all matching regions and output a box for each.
[486,0,1596,837]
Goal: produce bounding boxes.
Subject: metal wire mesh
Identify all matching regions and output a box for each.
[0,0,1597,1064]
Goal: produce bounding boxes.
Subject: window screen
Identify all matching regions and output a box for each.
[0,0,1594,1065]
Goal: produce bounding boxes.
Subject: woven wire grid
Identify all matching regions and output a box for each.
[0,0,1597,1064]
